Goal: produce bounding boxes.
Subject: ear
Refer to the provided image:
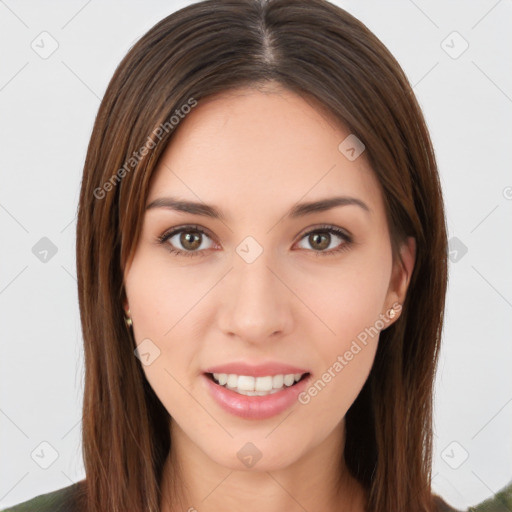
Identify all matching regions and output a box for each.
[384,236,416,315]
[122,293,130,314]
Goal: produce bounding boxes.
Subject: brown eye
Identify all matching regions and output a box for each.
[296,226,352,256]
[158,225,215,257]
[308,232,331,251]
[179,231,203,251]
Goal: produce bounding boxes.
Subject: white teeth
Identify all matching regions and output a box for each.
[255,376,273,392]
[237,375,255,391]
[211,372,306,395]
[227,374,238,388]
[272,374,284,388]
[283,374,295,386]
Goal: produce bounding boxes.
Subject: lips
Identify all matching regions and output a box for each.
[201,361,313,419]
[202,371,312,419]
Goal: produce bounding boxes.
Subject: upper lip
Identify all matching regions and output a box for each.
[203,362,311,377]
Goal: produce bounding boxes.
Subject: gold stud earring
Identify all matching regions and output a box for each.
[124,309,133,327]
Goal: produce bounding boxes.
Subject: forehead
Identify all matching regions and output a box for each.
[147,86,385,222]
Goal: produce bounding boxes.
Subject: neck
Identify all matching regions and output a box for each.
[159,419,367,512]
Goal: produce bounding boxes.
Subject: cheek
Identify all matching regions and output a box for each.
[293,246,391,411]
[296,274,384,427]
[297,248,392,347]
[124,252,208,410]
[126,250,202,339]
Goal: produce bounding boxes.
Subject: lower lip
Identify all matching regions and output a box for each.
[202,373,311,420]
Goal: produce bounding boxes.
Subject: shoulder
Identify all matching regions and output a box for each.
[467,479,512,511]
[432,479,512,512]
[432,493,465,512]
[0,480,85,512]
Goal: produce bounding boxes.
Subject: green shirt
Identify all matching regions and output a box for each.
[0,481,81,512]
[1,479,511,511]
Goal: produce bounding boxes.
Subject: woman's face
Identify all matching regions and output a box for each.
[123,85,414,472]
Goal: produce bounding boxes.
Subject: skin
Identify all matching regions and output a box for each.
[123,83,416,512]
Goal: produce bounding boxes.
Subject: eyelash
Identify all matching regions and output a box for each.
[156,224,353,258]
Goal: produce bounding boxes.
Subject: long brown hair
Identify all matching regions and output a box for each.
[75,0,448,510]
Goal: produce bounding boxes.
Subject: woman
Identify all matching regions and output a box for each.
[2,0,502,510]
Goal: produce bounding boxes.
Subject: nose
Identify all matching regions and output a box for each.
[218,251,293,344]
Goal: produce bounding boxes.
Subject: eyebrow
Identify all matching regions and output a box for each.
[145,195,370,220]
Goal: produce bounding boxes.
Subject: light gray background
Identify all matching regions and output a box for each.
[1,0,511,509]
